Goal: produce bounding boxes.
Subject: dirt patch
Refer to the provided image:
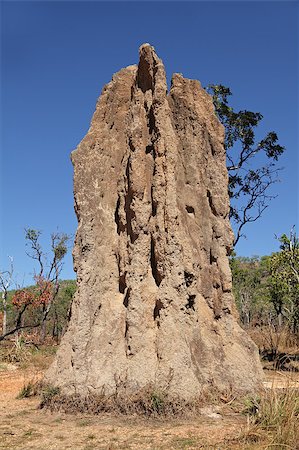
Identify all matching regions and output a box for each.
[263,368,299,389]
[0,368,249,449]
[1,367,298,449]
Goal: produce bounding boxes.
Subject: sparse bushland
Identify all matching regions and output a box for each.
[231,230,299,334]
[0,229,73,344]
[1,279,76,347]
[230,230,299,370]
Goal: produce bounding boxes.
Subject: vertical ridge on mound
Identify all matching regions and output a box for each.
[46,44,264,399]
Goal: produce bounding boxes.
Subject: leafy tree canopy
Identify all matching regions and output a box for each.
[206,85,285,246]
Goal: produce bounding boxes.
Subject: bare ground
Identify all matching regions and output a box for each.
[0,365,298,450]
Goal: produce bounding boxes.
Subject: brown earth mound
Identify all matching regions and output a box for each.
[46,44,264,399]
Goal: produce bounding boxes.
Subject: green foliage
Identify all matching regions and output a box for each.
[206,84,284,246]
[53,234,68,261]
[231,229,299,339]
[151,392,164,413]
[268,229,299,331]
[230,255,273,326]
[25,229,42,244]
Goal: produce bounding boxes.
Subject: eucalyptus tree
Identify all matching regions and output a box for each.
[206,85,284,246]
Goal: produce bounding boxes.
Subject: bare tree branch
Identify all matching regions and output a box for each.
[0,256,14,335]
[0,230,69,343]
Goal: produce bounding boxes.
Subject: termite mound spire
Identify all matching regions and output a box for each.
[46,44,264,399]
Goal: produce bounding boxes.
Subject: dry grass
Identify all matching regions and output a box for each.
[0,338,57,369]
[40,383,234,418]
[16,376,44,399]
[249,326,299,373]
[249,325,299,356]
[238,385,299,449]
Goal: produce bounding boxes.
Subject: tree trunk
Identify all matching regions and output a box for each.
[2,292,7,336]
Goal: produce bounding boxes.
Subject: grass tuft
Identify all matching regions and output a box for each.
[39,384,61,408]
[17,379,42,399]
[240,386,299,449]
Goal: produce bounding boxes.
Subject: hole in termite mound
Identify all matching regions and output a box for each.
[184,271,194,287]
[146,144,154,154]
[185,295,196,310]
[153,299,163,320]
[186,205,195,215]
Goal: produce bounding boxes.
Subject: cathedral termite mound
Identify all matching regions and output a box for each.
[45,44,264,400]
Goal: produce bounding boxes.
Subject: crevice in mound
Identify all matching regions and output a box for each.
[150,166,157,217]
[124,317,133,357]
[119,273,127,294]
[125,320,129,337]
[150,236,162,287]
[208,132,216,156]
[148,105,156,135]
[125,157,138,243]
[213,288,222,320]
[151,185,157,217]
[116,253,127,294]
[115,197,121,234]
[128,137,135,152]
[136,58,154,93]
[91,304,102,326]
[207,190,217,216]
[81,243,91,254]
[146,144,154,155]
[115,197,125,235]
[123,288,130,308]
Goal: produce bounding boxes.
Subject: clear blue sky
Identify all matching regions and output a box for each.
[1,1,298,286]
